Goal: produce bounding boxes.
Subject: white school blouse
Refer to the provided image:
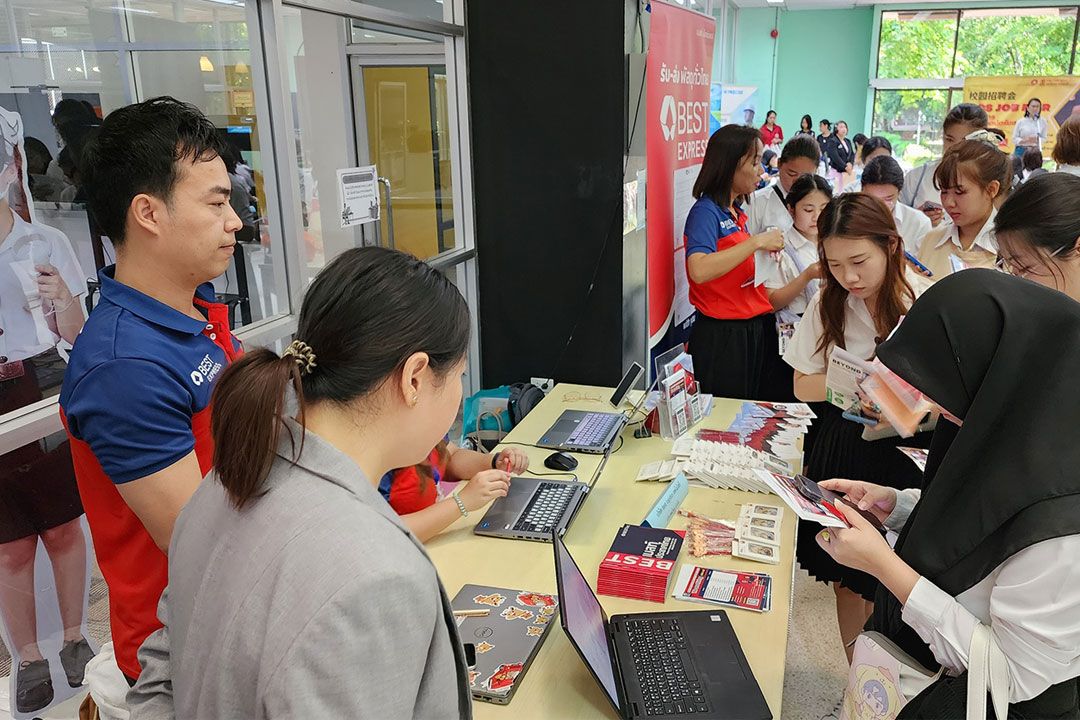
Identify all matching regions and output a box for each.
[1013,115,1048,150]
[900,160,941,210]
[746,183,794,236]
[893,201,932,256]
[783,268,933,375]
[887,489,1080,703]
[766,226,819,319]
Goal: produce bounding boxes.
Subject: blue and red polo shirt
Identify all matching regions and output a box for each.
[684,197,773,320]
[59,266,241,679]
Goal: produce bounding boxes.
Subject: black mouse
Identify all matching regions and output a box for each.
[544,451,578,472]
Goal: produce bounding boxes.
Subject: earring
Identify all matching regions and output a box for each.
[410,393,419,407]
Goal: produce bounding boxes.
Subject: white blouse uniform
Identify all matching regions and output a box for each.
[893,201,932,256]
[1013,115,1048,150]
[747,183,793,236]
[900,160,942,212]
[1057,164,1080,177]
[886,489,1080,703]
[0,209,87,363]
[783,267,933,375]
[766,226,819,325]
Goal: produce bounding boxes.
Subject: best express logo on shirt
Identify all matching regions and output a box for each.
[191,354,224,387]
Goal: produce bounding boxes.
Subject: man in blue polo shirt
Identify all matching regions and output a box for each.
[59,97,242,683]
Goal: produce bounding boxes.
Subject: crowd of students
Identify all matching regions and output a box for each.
[13,91,1080,719]
[686,101,1080,716]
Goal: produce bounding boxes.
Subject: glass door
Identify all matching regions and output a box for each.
[351,57,456,260]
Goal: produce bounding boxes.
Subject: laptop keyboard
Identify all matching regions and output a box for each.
[565,412,621,448]
[626,618,710,716]
[512,482,576,535]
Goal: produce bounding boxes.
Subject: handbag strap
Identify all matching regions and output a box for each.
[967,623,1009,720]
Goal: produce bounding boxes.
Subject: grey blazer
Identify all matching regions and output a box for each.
[128,419,473,719]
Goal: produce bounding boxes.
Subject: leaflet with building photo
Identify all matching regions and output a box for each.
[825,347,876,417]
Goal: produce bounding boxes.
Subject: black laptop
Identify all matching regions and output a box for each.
[553,535,772,719]
[537,363,644,454]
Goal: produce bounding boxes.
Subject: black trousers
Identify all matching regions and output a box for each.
[688,312,794,402]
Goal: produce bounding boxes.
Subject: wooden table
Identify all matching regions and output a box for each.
[426,384,798,718]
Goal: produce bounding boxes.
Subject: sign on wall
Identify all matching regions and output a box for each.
[645,1,716,371]
[962,76,1080,156]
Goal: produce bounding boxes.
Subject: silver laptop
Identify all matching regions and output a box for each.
[536,363,644,454]
[452,583,559,704]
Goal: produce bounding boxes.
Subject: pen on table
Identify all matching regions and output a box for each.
[454,609,491,618]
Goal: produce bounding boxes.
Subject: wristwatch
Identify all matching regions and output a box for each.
[452,492,469,518]
[490,451,501,470]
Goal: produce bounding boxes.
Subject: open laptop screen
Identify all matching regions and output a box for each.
[555,536,621,711]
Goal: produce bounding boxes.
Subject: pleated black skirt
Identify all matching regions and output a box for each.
[797,403,931,599]
[688,312,794,402]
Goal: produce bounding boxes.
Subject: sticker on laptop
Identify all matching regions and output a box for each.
[525,625,543,637]
[500,606,535,622]
[475,641,494,654]
[469,670,480,687]
[473,593,507,607]
[539,605,556,617]
[516,592,557,608]
[484,662,525,695]
[533,614,551,625]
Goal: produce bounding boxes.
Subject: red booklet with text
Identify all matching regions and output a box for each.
[597,524,684,603]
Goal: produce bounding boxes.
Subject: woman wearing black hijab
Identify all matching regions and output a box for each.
[817,269,1080,718]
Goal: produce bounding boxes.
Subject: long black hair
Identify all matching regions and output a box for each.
[1025,97,1043,118]
[211,247,471,509]
[800,114,813,132]
[692,124,760,208]
[784,173,833,209]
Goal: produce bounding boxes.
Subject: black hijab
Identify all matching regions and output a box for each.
[876,269,1080,597]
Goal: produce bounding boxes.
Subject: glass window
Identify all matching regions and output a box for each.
[872,89,953,168]
[0,0,285,423]
[877,11,959,79]
[351,0,450,24]
[285,7,461,288]
[955,7,1078,77]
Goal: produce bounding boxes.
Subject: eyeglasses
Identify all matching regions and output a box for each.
[995,245,1066,278]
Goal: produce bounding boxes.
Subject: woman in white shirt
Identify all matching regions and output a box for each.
[746,135,821,235]
[783,193,933,662]
[860,155,931,257]
[817,269,1080,717]
[994,172,1080,301]
[1012,97,1048,157]
[918,136,1010,279]
[764,173,828,328]
[901,103,989,227]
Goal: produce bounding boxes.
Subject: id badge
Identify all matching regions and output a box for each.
[776,321,796,356]
[0,360,25,382]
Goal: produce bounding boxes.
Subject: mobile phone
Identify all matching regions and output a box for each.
[795,474,884,530]
[919,201,943,212]
[903,251,933,277]
[842,410,877,427]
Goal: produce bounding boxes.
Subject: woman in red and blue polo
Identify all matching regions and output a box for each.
[684,124,796,401]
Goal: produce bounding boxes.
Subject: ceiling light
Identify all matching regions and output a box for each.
[200,55,215,72]
[92,66,100,72]
[766,0,785,5]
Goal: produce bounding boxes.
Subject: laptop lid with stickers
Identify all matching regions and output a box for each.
[451,584,560,704]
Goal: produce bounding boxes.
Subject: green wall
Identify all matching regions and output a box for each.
[733,8,781,123]
[733,7,875,136]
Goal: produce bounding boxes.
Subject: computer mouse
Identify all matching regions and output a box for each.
[544,451,579,472]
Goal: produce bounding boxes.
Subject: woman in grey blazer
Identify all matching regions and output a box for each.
[128,247,478,719]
